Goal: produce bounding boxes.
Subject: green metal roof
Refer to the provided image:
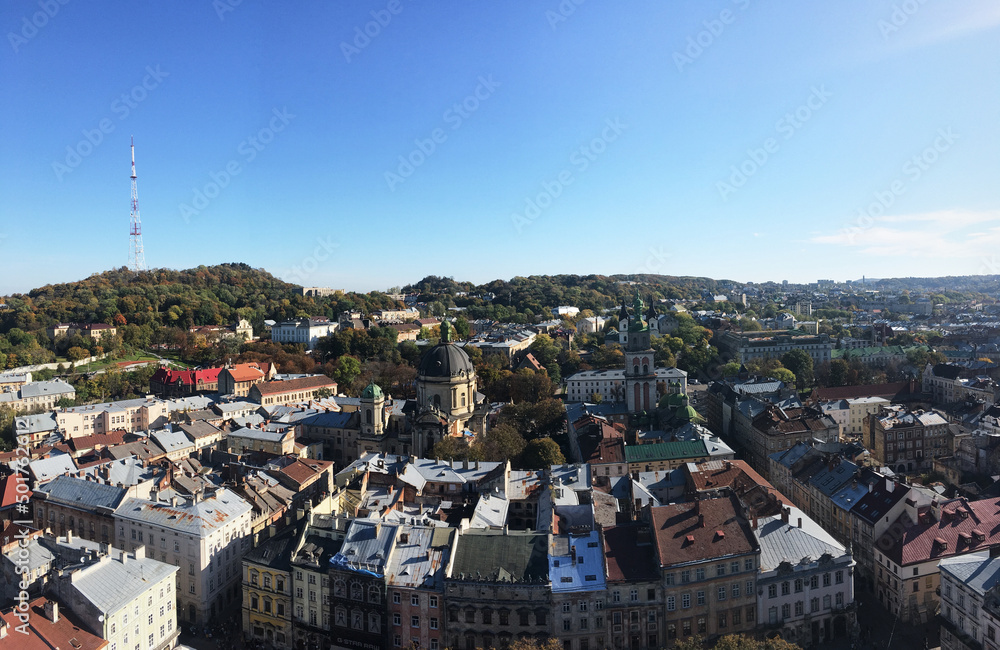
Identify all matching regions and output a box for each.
[624,440,707,463]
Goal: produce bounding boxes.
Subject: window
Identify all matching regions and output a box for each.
[811,598,819,613]
[411,616,419,628]
[823,595,832,610]
[430,596,438,608]
[629,589,638,602]
[393,613,401,626]
[613,590,621,602]
[717,563,726,576]
[499,611,509,626]
[647,588,655,600]
[681,570,690,584]
[732,583,740,598]
[810,576,819,589]
[697,618,706,634]
[795,601,803,616]
[781,581,790,596]
[682,594,691,609]
[718,586,727,601]
[579,601,588,612]
[665,573,675,585]
[836,570,844,584]
[696,568,705,581]
[667,596,675,611]
[794,578,803,593]
[768,584,777,599]
[697,591,705,606]
[733,609,741,626]
[747,607,755,622]
[392,592,400,604]
[562,620,571,632]
[836,592,844,607]
[430,618,438,630]
[744,558,754,571]
[823,573,831,587]
[411,595,420,607]
[719,612,727,628]
[782,604,790,620]
[683,621,692,636]
[747,580,754,596]
[562,603,571,613]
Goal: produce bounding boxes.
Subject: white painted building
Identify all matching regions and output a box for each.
[114,487,253,627]
[755,505,856,646]
[271,317,339,350]
[565,368,687,403]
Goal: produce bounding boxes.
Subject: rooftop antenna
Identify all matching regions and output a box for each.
[129,137,147,273]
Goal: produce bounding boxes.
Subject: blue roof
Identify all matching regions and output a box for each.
[940,553,1000,596]
[830,479,869,514]
[808,459,857,497]
[549,530,606,593]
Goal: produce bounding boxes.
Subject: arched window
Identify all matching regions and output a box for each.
[643,364,648,374]
[368,585,381,603]
[365,410,372,424]
[350,583,362,601]
[461,393,466,406]
[432,395,441,409]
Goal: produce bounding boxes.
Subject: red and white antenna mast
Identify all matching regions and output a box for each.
[129,136,147,272]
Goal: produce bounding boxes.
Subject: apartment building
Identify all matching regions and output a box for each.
[650,495,759,643]
[57,397,168,437]
[114,487,252,627]
[864,406,950,474]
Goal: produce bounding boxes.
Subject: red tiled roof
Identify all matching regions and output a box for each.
[69,431,128,453]
[650,494,757,566]
[225,363,267,382]
[886,497,1000,566]
[253,375,336,397]
[0,474,30,508]
[810,381,916,402]
[153,367,223,386]
[0,597,108,649]
[276,457,332,484]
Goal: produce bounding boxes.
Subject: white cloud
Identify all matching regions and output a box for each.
[811,209,1000,264]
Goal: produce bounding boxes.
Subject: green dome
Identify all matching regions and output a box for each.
[667,392,688,407]
[677,405,700,422]
[361,382,383,400]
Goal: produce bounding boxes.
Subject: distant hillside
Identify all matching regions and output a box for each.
[0,263,401,336]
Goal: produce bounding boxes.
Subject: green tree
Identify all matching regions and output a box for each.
[767,367,796,385]
[781,349,814,390]
[333,355,362,389]
[66,346,90,365]
[472,423,527,462]
[453,316,470,340]
[519,438,565,469]
[430,436,472,461]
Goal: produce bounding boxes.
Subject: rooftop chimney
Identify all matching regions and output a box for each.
[698,514,705,528]
[886,478,894,493]
[134,545,145,560]
[66,531,73,544]
[44,600,59,623]
[781,507,790,524]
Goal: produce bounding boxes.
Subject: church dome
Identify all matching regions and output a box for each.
[361,382,383,400]
[677,405,700,422]
[418,342,475,379]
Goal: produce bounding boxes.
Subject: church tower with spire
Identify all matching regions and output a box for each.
[624,292,657,412]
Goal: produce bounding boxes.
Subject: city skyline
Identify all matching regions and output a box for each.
[2,1,999,295]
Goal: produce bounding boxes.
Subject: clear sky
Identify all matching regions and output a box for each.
[2,0,998,295]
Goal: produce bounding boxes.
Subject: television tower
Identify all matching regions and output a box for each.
[129,136,147,272]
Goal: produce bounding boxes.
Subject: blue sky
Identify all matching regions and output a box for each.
[2,0,999,296]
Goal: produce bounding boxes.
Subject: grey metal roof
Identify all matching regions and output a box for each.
[150,429,195,453]
[163,395,215,412]
[331,519,398,575]
[229,426,287,442]
[756,506,847,572]
[28,455,78,483]
[384,525,453,590]
[14,412,59,435]
[69,548,177,615]
[940,552,1000,596]
[20,380,75,398]
[36,475,127,510]
[115,488,251,537]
